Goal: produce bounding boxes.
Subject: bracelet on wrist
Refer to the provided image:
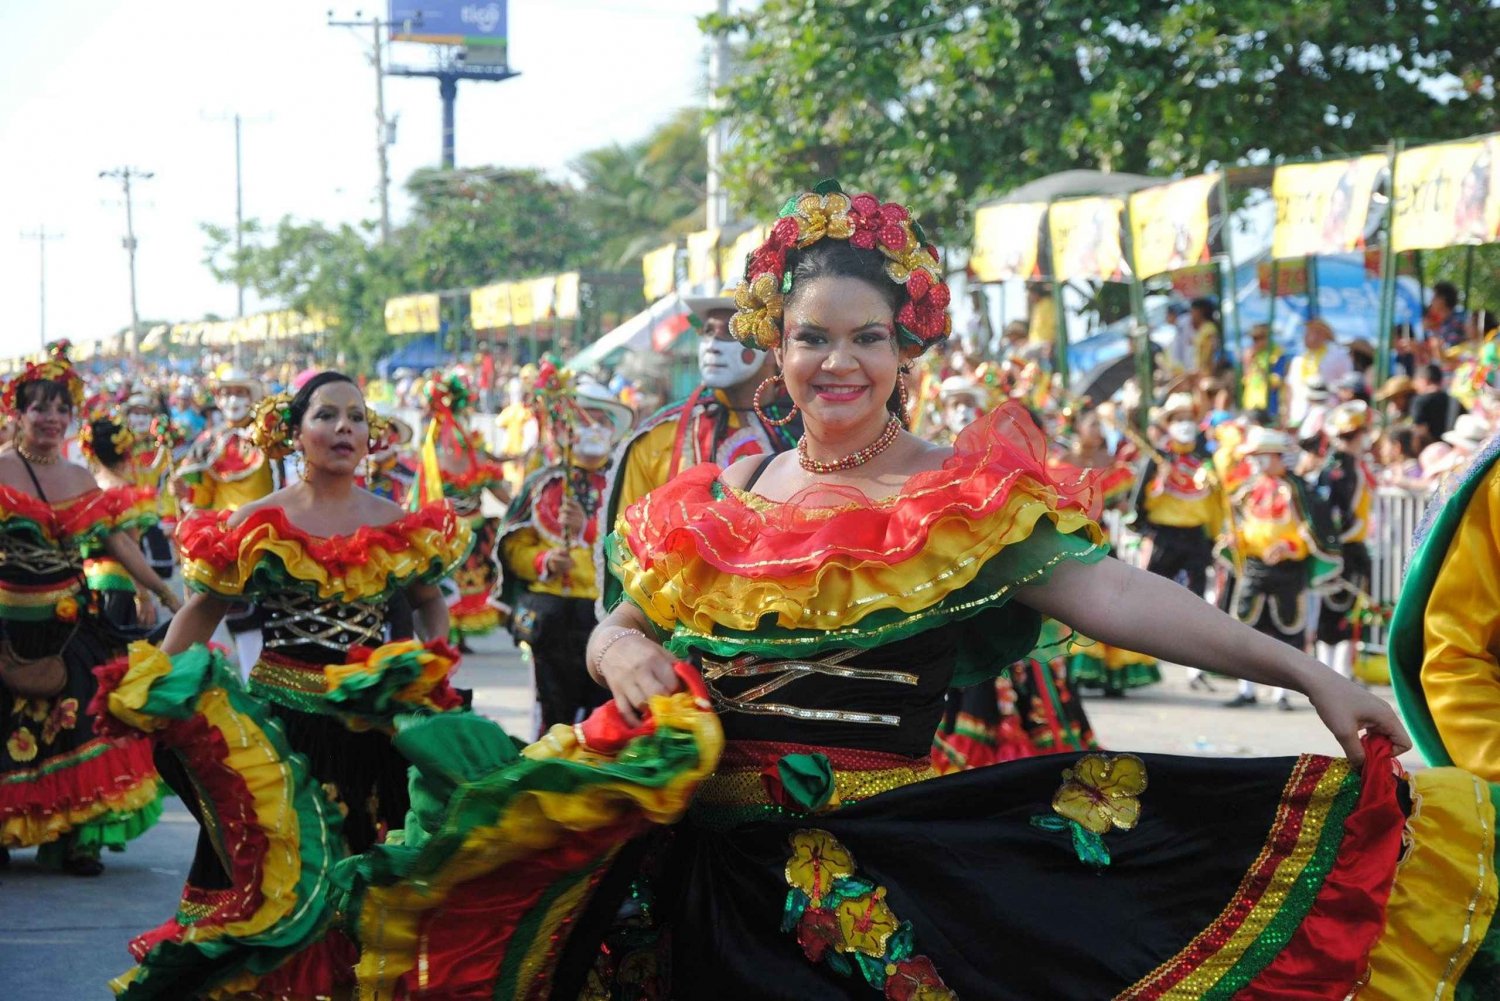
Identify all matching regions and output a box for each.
[591,627,644,681]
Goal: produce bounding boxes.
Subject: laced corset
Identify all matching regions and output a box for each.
[259,589,390,664]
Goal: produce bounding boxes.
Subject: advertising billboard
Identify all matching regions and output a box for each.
[389,2,507,49]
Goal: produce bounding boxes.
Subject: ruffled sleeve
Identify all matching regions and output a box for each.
[180,501,474,603]
[607,402,1108,683]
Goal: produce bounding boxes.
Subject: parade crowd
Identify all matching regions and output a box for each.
[1,184,1497,1000]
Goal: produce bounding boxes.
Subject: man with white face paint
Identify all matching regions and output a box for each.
[171,370,279,676]
[497,379,633,735]
[596,290,801,613]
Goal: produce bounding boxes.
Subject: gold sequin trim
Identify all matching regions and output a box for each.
[696,763,934,809]
[247,659,328,695]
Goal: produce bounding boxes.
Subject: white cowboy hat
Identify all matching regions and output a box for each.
[574,378,634,440]
[939,376,983,401]
[1160,391,1196,419]
[1243,426,1297,455]
[682,288,737,321]
[1441,413,1492,451]
[213,368,263,400]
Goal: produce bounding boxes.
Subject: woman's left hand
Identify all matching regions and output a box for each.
[1305,672,1411,767]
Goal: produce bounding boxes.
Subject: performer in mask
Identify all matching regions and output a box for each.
[497,379,633,734]
[597,289,802,611]
[119,390,181,597]
[1312,401,1376,680]
[1132,392,1224,689]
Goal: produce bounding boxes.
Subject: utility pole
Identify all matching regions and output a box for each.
[328,12,393,242]
[205,110,266,315]
[705,0,731,231]
[99,167,152,354]
[19,226,62,352]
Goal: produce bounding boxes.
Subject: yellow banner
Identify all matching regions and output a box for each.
[470,282,513,330]
[384,294,441,335]
[971,202,1048,281]
[1392,136,1500,253]
[1129,174,1221,278]
[686,228,722,288]
[530,275,557,322]
[1271,155,1386,259]
[719,224,769,287]
[510,282,535,327]
[1048,197,1127,282]
[642,242,678,300]
[555,272,580,320]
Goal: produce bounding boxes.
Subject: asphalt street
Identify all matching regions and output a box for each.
[0,636,1412,999]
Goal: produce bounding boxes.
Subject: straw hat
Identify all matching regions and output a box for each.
[1374,375,1414,402]
[575,378,634,441]
[1243,426,1297,455]
[1441,413,1492,451]
[1326,400,1371,437]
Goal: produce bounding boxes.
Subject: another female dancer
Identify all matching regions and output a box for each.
[411,371,510,645]
[97,371,472,997]
[0,350,178,875]
[80,417,166,631]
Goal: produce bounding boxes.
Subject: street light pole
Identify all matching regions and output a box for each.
[329,13,393,243]
[19,226,61,352]
[100,167,153,354]
[705,0,731,231]
[234,112,245,316]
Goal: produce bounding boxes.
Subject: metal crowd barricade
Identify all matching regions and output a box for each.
[1362,485,1433,653]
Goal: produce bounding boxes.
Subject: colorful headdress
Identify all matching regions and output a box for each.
[249,393,297,459]
[422,373,474,416]
[78,419,136,463]
[3,340,86,412]
[729,179,952,356]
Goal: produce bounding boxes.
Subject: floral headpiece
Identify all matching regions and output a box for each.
[729,179,952,356]
[423,373,474,417]
[249,393,297,459]
[2,340,86,412]
[77,420,136,463]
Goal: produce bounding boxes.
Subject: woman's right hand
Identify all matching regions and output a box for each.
[598,632,682,727]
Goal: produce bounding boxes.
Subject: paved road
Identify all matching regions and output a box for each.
[0,639,1411,999]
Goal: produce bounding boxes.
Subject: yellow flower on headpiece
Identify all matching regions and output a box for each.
[793,192,854,248]
[729,272,785,350]
[882,232,941,286]
[1051,753,1148,835]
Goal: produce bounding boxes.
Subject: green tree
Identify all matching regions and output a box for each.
[571,107,708,268]
[706,1,1498,236]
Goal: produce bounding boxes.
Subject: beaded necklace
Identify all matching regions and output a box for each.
[797,416,902,474]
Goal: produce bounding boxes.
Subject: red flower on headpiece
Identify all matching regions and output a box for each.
[768,216,801,251]
[848,193,912,252]
[897,268,952,344]
[746,244,786,284]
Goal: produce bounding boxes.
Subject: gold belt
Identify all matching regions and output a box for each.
[699,650,919,727]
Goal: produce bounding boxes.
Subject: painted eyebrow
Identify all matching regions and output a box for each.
[792,321,892,332]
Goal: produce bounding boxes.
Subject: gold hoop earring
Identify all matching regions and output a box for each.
[753,374,799,428]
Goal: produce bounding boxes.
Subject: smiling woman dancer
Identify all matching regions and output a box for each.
[94,371,472,998]
[311,184,1500,1001]
[0,348,178,877]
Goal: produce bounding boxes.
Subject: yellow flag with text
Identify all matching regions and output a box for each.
[971,202,1048,281]
[1129,174,1221,278]
[1271,156,1386,259]
[1049,197,1127,283]
[1391,136,1500,252]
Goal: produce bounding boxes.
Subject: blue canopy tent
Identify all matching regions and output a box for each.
[376,334,453,380]
[1233,253,1424,350]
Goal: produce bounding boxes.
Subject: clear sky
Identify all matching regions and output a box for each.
[0,0,716,360]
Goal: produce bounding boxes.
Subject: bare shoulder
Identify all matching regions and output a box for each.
[225,490,285,528]
[721,451,781,490]
[902,434,953,472]
[357,490,408,528]
[56,461,103,498]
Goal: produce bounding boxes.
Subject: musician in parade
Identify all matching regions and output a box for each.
[496,376,632,733]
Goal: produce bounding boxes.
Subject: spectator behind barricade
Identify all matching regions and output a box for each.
[1000,320,1030,362]
[1441,413,1492,466]
[1286,318,1352,427]
[1375,374,1415,424]
[1164,301,1194,371]
[1335,372,1370,405]
[1241,323,1288,418]
[1423,280,1468,360]
[1345,339,1376,393]
[1026,282,1056,355]
[1376,425,1425,490]
[1189,298,1223,376]
[1410,363,1465,450]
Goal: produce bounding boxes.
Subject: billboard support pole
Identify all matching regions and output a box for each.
[440,74,457,168]
[1216,176,1244,376]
